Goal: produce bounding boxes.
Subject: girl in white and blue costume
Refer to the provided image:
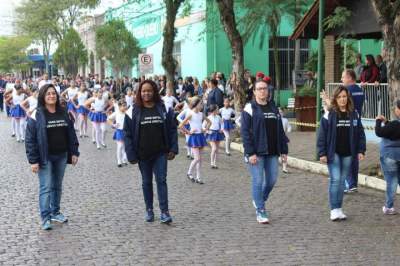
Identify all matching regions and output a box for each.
[108,99,128,167]
[177,99,192,158]
[85,90,109,149]
[61,81,79,129]
[179,96,211,184]
[9,85,27,142]
[73,84,90,138]
[206,104,224,169]
[220,98,235,155]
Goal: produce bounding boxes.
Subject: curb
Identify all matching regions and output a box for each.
[228,142,395,193]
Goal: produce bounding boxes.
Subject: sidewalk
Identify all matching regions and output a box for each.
[287,130,382,178]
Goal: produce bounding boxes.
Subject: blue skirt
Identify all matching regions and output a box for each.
[77,106,89,115]
[207,130,225,142]
[67,101,76,112]
[10,105,26,118]
[113,129,124,141]
[223,120,235,131]
[91,112,107,123]
[188,133,207,148]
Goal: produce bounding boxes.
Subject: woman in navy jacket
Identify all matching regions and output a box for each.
[375,99,400,215]
[124,80,178,224]
[317,85,366,221]
[25,84,79,230]
[241,80,288,224]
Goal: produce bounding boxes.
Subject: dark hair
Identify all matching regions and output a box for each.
[37,84,63,110]
[330,85,354,113]
[14,84,23,90]
[208,104,218,113]
[395,99,400,109]
[343,69,356,81]
[118,99,127,106]
[135,80,161,107]
[365,54,376,66]
[211,79,218,87]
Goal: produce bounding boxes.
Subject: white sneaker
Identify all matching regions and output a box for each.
[337,208,347,220]
[330,209,341,221]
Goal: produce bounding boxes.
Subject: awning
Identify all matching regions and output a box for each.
[290,0,382,40]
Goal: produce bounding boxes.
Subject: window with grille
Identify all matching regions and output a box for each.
[173,41,181,77]
[268,37,309,89]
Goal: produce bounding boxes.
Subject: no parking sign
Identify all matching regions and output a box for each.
[139,53,154,75]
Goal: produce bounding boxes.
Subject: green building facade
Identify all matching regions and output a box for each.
[105,0,383,98]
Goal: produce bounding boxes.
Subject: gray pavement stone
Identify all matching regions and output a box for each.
[0,112,399,265]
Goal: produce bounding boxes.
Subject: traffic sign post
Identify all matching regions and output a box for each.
[139,53,154,75]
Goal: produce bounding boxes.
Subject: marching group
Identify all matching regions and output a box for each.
[0,67,399,230]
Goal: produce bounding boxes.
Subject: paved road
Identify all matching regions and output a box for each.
[0,112,400,265]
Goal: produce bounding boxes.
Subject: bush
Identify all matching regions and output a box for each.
[296,84,317,97]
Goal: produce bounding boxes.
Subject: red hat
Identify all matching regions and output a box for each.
[256,71,265,78]
[263,76,271,83]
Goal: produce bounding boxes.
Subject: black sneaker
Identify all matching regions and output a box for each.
[195,178,204,184]
[117,164,122,168]
[187,174,195,182]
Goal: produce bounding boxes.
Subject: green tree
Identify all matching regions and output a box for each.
[371,0,400,118]
[53,28,88,77]
[0,36,32,73]
[95,19,141,77]
[240,0,308,106]
[16,0,60,74]
[162,0,191,83]
[215,0,246,111]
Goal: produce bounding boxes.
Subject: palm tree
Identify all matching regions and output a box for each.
[240,0,308,106]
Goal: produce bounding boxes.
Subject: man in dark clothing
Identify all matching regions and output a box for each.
[0,75,6,112]
[207,79,224,110]
[376,55,388,83]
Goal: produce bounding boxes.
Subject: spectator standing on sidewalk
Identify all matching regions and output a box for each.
[376,55,388,83]
[360,54,380,84]
[317,86,366,222]
[241,80,289,224]
[25,84,80,230]
[375,99,400,215]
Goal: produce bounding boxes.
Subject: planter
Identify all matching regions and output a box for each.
[294,96,316,132]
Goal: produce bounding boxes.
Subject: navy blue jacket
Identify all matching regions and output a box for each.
[240,100,289,157]
[207,88,224,108]
[25,107,80,166]
[123,103,179,162]
[348,84,364,115]
[317,110,366,163]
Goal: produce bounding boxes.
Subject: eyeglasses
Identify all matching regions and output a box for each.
[255,87,268,91]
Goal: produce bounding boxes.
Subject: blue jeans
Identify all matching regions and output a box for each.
[247,155,279,211]
[328,154,352,209]
[380,156,400,208]
[345,159,359,190]
[38,153,68,222]
[138,153,169,212]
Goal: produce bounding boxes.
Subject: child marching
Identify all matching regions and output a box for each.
[219,98,235,156]
[179,96,211,184]
[108,99,128,167]
[206,104,224,169]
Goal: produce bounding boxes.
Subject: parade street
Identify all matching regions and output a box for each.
[0,113,400,265]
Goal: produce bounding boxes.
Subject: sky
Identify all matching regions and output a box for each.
[0,0,124,36]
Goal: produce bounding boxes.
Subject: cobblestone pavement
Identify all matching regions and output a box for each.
[1,112,400,265]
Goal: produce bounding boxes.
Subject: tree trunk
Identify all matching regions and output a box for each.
[162,0,183,83]
[371,0,400,119]
[272,34,281,106]
[216,0,246,112]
